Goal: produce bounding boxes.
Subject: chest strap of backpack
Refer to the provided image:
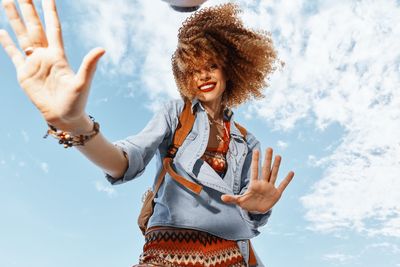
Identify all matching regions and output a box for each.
[153,101,202,196]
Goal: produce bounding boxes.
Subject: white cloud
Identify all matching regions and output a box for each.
[366,242,400,255]
[40,162,49,173]
[95,180,117,197]
[21,130,29,143]
[72,0,134,72]
[277,140,288,149]
[307,153,334,168]
[94,97,108,106]
[323,252,356,264]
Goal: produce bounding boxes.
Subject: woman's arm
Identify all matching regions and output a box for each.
[0,0,128,180]
[67,115,128,180]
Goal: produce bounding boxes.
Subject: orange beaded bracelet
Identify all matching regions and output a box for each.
[43,116,100,148]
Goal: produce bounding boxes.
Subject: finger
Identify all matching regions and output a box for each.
[269,155,281,185]
[76,47,105,86]
[42,0,62,49]
[262,147,273,181]
[2,0,31,49]
[277,171,295,193]
[250,149,260,181]
[0,29,25,67]
[17,0,47,46]
[221,194,240,204]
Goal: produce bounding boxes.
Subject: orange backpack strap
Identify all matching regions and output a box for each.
[248,240,258,266]
[154,101,202,195]
[234,122,247,140]
[167,100,196,156]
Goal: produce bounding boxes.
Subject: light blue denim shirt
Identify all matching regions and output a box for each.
[105,98,271,266]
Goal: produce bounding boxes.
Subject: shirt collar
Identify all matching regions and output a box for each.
[190,98,234,121]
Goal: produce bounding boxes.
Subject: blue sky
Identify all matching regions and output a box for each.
[0,0,399,266]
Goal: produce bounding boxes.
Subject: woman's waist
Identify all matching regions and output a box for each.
[145,225,232,243]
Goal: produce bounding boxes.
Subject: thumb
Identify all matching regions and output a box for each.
[77,47,106,85]
[221,194,239,204]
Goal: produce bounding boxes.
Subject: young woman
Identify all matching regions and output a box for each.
[0,1,294,266]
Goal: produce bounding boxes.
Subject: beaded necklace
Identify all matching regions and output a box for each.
[202,110,231,176]
[205,109,229,146]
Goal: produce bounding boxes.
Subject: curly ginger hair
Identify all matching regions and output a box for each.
[172,3,280,107]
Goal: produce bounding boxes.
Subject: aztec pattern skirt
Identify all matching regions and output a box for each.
[133,226,246,267]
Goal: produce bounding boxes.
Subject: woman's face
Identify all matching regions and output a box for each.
[191,61,226,107]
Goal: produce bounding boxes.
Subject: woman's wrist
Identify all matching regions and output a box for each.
[44,115,100,148]
[46,114,94,135]
[65,115,95,135]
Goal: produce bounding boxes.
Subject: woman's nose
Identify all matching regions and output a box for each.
[198,69,211,80]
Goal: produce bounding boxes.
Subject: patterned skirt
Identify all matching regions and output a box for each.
[133,226,246,267]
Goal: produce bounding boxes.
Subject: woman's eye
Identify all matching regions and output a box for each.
[210,63,218,69]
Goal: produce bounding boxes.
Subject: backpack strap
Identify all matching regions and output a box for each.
[153,101,203,196]
[167,100,196,158]
[234,122,247,140]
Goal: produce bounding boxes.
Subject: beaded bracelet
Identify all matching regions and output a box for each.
[43,116,100,148]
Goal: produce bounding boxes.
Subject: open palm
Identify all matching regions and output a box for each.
[0,0,105,130]
[221,148,295,214]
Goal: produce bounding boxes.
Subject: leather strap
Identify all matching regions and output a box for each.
[248,240,258,266]
[163,157,202,194]
[171,100,196,151]
[234,122,247,139]
[153,165,167,195]
[153,101,202,196]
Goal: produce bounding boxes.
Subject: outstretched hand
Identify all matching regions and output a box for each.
[0,0,105,131]
[221,148,294,214]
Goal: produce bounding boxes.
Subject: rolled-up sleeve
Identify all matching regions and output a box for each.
[238,131,272,231]
[105,101,176,185]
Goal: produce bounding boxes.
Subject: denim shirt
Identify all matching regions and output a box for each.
[105,98,271,266]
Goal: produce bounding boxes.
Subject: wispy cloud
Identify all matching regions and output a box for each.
[21,130,29,143]
[40,162,49,173]
[322,241,400,265]
[366,242,400,255]
[94,180,117,197]
[277,140,288,149]
[323,252,356,264]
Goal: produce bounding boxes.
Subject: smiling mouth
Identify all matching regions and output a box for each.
[198,82,217,92]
